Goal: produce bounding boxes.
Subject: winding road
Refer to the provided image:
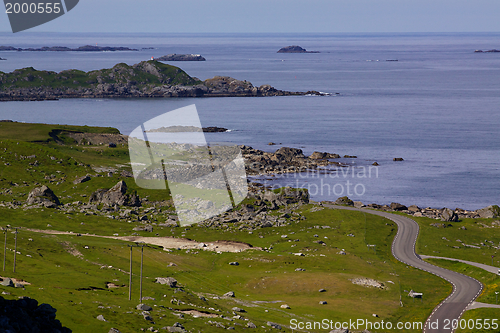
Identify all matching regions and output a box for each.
[324,205,483,333]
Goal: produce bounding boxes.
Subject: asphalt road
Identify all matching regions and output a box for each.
[324,205,483,333]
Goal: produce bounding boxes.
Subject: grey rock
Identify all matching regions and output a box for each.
[27,185,60,206]
[441,208,459,222]
[109,329,121,333]
[136,304,153,311]
[1,278,14,287]
[329,330,349,333]
[267,322,282,330]
[73,175,91,184]
[89,180,140,207]
[319,301,328,304]
[97,314,106,321]
[155,277,177,288]
[223,291,235,297]
[247,322,257,328]
[476,205,500,218]
[229,262,239,266]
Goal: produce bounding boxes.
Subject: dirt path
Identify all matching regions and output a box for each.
[23,228,259,253]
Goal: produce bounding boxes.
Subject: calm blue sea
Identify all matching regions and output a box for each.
[1,32,499,210]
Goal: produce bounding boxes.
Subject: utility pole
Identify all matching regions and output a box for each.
[13,228,18,273]
[140,244,144,302]
[128,245,133,301]
[3,227,7,272]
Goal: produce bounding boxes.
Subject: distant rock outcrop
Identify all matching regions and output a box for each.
[0,61,316,101]
[26,185,60,208]
[89,181,140,207]
[277,45,319,53]
[156,54,206,61]
[0,45,137,52]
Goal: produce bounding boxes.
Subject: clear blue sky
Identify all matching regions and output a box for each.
[1,0,500,33]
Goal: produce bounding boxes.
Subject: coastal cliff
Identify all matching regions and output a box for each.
[0,60,320,101]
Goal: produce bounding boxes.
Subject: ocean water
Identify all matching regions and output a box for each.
[1,32,499,210]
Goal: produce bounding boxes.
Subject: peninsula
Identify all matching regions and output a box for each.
[0,60,327,101]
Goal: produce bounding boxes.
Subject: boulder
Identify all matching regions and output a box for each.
[390,202,407,211]
[408,205,421,213]
[441,208,459,222]
[73,175,91,184]
[393,158,404,161]
[476,205,500,218]
[335,196,354,206]
[155,277,177,288]
[1,278,14,287]
[96,314,106,321]
[89,180,140,206]
[267,322,282,330]
[274,147,305,162]
[223,291,235,297]
[136,304,153,311]
[109,329,122,333]
[27,185,60,207]
[330,330,349,333]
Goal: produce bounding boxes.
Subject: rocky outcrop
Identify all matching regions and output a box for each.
[26,185,60,208]
[474,49,500,53]
[241,145,344,175]
[277,46,319,53]
[156,54,206,61]
[476,205,500,218]
[89,181,140,207]
[0,296,71,332]
[0,61,320,101]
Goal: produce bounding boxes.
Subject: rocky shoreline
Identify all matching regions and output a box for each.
[0,61,328,101]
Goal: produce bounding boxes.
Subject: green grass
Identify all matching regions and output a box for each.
[0,121,495,332]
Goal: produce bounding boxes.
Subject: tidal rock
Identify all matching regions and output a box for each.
[26,185,60,207]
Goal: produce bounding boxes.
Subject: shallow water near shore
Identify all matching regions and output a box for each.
[1,32,500,210]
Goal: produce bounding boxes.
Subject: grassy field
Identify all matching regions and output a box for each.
[0,122,498,332]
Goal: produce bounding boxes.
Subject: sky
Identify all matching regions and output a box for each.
[1,0,500,33]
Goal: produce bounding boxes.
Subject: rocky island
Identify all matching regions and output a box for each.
[156,54,206,61]
[146,125,228,132]
[277,45,319,53]
[0,45,138,52]
[474,49,500,53]
[0,60,328,101]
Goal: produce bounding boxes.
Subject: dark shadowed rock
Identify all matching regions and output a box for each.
[277,45,319,53]
[0,296,71,332]
[390,203,407,211]
[393,158,404,161]
[27,185,60,207]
